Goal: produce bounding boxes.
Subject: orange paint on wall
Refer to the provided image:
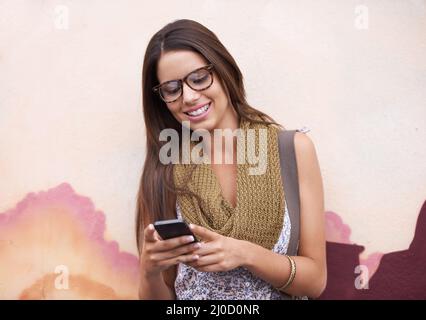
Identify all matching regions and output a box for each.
[0,183,140,299]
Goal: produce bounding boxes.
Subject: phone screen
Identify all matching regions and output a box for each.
[153,219,198,242]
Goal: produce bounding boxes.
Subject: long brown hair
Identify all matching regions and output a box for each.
[136,19,282,254]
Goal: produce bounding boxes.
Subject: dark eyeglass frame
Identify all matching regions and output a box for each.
[152,64,214,103]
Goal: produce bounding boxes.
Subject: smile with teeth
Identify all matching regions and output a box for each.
[185,103,210,117]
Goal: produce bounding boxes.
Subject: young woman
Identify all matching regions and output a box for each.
[136,19,326,300]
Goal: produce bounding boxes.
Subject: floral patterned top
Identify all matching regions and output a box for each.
[174,200,306,300]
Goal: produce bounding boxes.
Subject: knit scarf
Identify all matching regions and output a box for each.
[173,119,285,249]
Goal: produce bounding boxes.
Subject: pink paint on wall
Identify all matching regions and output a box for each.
[325,211,384,278]
[0,183,140,299]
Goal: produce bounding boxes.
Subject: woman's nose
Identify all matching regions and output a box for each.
[182,82,201,104]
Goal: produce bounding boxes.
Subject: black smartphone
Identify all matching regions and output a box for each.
[153,219,198,242]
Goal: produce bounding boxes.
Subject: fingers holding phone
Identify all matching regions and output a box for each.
[140,222,200,277]
[143,223,160,242]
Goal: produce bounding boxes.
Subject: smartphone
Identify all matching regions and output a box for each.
[153,219,198,242]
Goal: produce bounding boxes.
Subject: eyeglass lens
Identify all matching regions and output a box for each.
[159,67,212,102]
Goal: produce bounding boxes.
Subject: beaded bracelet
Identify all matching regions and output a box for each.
[277,255,296,292]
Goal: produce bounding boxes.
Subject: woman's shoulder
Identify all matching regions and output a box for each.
[294,129,315,152]
[291,127,321,178]
[293,128,323,197]
[278,126,316,157]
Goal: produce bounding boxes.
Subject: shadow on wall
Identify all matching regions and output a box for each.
[0,184,425,299]
[319,200,426,300]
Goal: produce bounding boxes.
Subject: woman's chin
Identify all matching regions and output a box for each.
[191,119,216,133]
[177,116,214,132]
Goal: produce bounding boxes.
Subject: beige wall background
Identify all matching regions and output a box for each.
[0,0,425,298]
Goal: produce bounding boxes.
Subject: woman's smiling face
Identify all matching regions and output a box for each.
[156,50,238,132]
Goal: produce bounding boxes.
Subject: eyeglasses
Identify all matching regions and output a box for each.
[153,64,214,103]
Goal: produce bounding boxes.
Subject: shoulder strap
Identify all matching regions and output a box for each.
[277,129,302,256]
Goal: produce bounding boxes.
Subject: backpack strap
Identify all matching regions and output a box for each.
[278,129,306,256]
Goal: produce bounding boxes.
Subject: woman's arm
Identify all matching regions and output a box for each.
[241,132,327,297]
[138,224,199,299]
[188,132,327,298]
[139,269,175,300]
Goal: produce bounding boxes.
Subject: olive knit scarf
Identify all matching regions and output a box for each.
[173,119,285,249]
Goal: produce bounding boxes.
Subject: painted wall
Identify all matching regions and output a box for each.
[1,0,425,299]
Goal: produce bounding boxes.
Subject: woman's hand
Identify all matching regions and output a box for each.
[140,224,201,277]
[185,224,247,272]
